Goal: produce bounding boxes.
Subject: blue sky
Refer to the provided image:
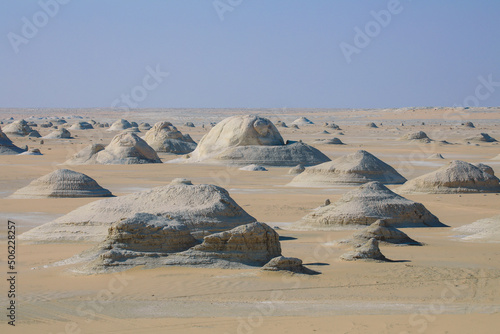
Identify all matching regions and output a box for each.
[1,0,499,109]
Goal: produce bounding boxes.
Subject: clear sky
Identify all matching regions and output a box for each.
[1,0,499,109]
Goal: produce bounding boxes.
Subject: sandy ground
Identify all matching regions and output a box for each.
[0,108,499,333]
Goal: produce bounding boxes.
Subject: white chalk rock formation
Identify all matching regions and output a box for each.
[344,220,420,247]
[465,133,497,143]
[64,132,161,165]
[20,180,256,243]
[427,153,444,159]
[0,126,25,154]
[340,238,388,261]
[143,121,197,154]
[10,169,112,198]
[3,119,32,136]
[108,119,132,131]
[44,128,72,139]
[288,150,406,186]
[398,160,500,194]
[400,131,432,143]
[181,115,330,166]
[164,222,281,268]
[76,213,198,272]
[295,181,443,229]
[262,256,317,274]
[18,148,42,155]
[312,138,344,145]
[69,121,93,130]
[292,117,314,125]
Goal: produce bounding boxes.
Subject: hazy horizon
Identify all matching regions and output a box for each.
[1,1,500,109]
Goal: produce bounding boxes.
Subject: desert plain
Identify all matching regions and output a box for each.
[0,107,499,334]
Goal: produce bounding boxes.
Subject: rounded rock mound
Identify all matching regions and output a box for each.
[64,132,161,165]
[180,115,330,166]
[312,137,344,145]
[0,126,25,154]
[43,128,72,139]
[164,222,282,268]
[288,150,406,186]
[69,121,93,130]
[295,181,443,229]
[19,180,256,243]
[398,160,500,194]
[340,238,389,262]
[292,117,314,126]
[465,133,497,143]
[400,131,432,142]
[345,220,421,247]
[108,119,132,131]
[143,121,197,154]
[3,119,32,136]
[9,169,112,198]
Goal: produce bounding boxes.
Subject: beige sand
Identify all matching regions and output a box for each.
[0,107,499,334]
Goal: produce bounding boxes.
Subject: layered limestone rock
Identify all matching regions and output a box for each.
[398,160,500,194]
[64,132,161,165]
[289,150,406,186]
[143,121,197,154]
[20,180,256,243]
[296,181,443,229]
[9,169,112,198]
[179,115,330,166]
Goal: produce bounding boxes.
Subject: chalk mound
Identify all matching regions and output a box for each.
[3,119,32,136]
[324,122,341,130]
[0,126,25,154]
[165,222,281,268]
[465,133,497,143]
[292,117,314,126]
[239,164,268,171]
[275,120,287,128]
[18,148,42,155]
[185,122,195,127]
[464,122,475,128]
[453,215,500,243]
[366,122,378,128]
[398,160,500,194]
[28,130,41,138]
[289,150,406,186]
[9,169,112,198]
[340,238,388,262]
[139,123,151,131]
[312,138,344,145]
[492,154,500,161]
[143,121,197,154]
[288,164,305,175]
[20,180,256,243]
[262,256,318,274]
[44,128,72,139]
[400,131,432,142]
[295,181,443,229]
[427,153,444,159]
[181,115,330,166]
[475,163,495,176]
[40,122,53,128]
[69,121,93,130]
[108,119,132,131]
[64,132,161,165]
[75,213,198,272]
[345,220,421,247]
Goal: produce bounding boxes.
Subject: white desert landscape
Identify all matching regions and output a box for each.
[2,2,500,333]
[0,107,499,334]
